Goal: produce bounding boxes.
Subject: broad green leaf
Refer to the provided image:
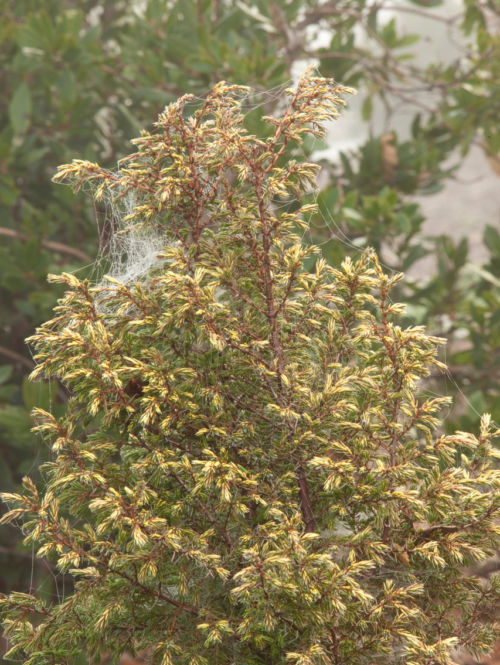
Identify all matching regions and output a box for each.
[484,225,500,255]
[8,81,32,135]
[0,365,13,385]
[361,96,373,122]
[22,377,58,412]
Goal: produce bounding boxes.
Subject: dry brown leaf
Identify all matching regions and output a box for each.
[381,132,398,181]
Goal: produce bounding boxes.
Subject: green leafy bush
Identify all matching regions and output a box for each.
[2,73,499,665]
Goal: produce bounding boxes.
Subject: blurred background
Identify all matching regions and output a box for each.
[1,0,499,661]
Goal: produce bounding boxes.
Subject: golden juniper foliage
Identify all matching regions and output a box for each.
[1,70,499,665]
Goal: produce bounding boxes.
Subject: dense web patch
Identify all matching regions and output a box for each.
[98,188,170,290]
[84,80,295,310]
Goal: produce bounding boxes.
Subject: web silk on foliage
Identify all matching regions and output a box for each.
[95,185,172,309]
[89,80,296,311]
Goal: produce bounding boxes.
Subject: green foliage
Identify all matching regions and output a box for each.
[1,72,499,665]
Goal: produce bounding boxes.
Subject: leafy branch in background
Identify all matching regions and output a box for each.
[1,71,499,665]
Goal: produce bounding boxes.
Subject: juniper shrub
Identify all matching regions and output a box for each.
[1,71,499,665]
